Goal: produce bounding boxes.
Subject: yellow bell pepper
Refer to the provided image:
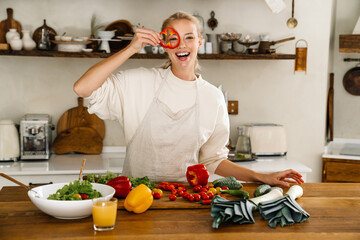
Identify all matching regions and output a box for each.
[124,184,153,214]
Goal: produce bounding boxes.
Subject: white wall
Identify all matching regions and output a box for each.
[0,0,336,182]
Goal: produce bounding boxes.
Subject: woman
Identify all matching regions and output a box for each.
[74,11,303,187]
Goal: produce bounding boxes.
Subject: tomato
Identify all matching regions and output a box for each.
[193,194,201,202]
[193,185,202,193]
[201,194,210,200]
[171,189,177,195]
[74,193,81,200]
[152,188,163,196]
[182,192,190,199]
[207,192,214,199]
[201,200,212,205]
[80,194,88,200]
[187,195,195,202]
[153,192,162,199]
[169,194,177,201]
[208,187,217,195]
[177,190,184,196]
[221,186,229,190]
[200,187,208,192]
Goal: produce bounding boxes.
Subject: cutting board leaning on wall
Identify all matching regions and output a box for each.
[0,8,22,43]
[53,97,105,154]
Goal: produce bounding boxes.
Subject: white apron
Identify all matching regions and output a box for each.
[122,68,201,182]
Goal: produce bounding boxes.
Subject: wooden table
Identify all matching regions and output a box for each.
[0,183,359,240]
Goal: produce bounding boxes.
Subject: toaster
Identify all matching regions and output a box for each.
[247,123,287,156]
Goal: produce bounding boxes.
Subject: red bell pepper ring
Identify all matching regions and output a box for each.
[106,176,132,198]
[186,164,210,187]
[159,27,180,49]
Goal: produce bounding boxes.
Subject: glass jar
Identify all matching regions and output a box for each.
[235,125,252,160]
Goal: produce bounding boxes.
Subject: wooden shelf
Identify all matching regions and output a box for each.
[0,49,295,60]
[339,34,360,53]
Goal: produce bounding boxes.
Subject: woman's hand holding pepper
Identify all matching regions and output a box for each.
[129,28,161,52]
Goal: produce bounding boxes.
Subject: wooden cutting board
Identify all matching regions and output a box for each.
[0,8,22,43]
[56,97,105,139]
[53,127,103,154]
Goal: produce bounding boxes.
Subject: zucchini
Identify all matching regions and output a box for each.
[213,176,243,190]
[220,189,249,199]
[253,184,271,197]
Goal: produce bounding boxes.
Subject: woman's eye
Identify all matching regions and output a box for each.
[186,36,194,40]
[170,38,178,41]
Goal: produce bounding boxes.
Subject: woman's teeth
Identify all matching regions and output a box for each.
[176,52,190,57]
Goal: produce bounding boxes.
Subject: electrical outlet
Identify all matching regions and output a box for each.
[228,101,238,115]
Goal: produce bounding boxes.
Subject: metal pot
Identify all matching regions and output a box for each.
[258,36,295,54]
[343,65,360,95]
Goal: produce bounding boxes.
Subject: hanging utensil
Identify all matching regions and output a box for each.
[287,0,298,28]
[0,173,40,198]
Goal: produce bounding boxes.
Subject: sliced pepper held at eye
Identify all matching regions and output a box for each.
[186,164,210,186]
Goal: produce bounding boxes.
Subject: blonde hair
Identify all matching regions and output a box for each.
[161,11,201,70]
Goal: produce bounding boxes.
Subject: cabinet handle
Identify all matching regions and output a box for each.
[29,182,53,186]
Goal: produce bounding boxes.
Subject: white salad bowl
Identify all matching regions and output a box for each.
[28,182,115,219]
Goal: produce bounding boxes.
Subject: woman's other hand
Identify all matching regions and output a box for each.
[262,169,304,187]
[129,28,161,52]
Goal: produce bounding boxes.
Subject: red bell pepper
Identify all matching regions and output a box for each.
[106,176,132,198]
[159,27,180,49]
[186,164,209,187]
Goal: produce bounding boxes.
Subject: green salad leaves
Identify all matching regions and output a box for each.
[47,180,102,200]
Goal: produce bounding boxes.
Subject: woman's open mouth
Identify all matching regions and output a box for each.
[175,52,190,60]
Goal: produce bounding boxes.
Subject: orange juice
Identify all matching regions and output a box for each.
[92,198,117,230]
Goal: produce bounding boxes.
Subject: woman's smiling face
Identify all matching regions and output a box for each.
[165,19,202,70]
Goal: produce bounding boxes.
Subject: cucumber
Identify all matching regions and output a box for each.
[213,176,243,190]
[253,184,271,197]
[220,189,249,199]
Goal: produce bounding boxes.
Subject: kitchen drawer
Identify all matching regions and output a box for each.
[322,158,360,182]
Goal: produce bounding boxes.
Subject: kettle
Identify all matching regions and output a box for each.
[0,120,20,161]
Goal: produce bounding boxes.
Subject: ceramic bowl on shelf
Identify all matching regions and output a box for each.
[52,40,92,52]
[60,36,73,41]
[28,182,115,219]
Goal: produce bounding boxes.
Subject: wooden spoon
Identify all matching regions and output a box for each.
[0,173,40,198]
[287,0,298,28]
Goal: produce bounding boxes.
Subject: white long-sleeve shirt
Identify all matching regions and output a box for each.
[86,67,229,174]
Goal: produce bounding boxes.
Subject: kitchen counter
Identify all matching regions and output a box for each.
[0,183,359,239]
[323,138,360,160]
[0,148,311,189]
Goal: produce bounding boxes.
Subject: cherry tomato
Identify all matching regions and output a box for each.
[207,192,214,199]
[221,186,229,190]
[80,194,88,200]
[188,195,195,202]
[171,189,177,195]
[74,193,81,200]
[193,194,201,202]
[201,194,210,200]
[200,187,208,192]
[152,188,163,196]
[208,187,217,195]
[177,190,184,196]
[169,194,177,201]
[182,192,190,199]
[193,185,202,193]
[153,192,162,199]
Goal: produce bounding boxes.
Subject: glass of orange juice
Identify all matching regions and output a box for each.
[92,197,118,231]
